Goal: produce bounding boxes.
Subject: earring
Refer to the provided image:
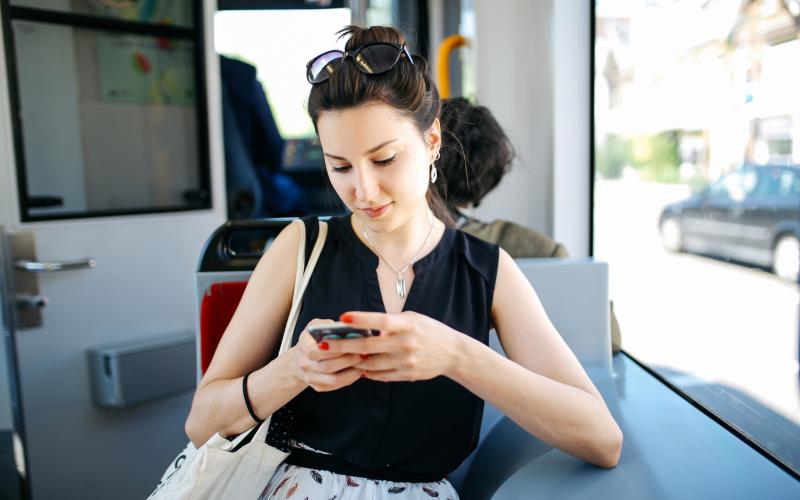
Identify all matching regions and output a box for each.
[430,151,441,184]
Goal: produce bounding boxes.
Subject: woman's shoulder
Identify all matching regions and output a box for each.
[299,214,351,233]
[296,214,348,261]
[451,225,501,286]
[454,224,501,254]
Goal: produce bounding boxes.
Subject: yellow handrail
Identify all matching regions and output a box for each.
[436,34,469,98]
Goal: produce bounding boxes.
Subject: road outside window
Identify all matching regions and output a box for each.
[594,0,800,474]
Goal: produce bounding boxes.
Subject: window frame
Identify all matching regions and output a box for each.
[0,1,213,222]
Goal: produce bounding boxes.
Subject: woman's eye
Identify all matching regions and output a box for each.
[331,165,351,173]
[374,155,396,166]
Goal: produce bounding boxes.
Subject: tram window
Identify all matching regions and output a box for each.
[594,0,800,474]
[4,3,210,221]
[214,8,350,141]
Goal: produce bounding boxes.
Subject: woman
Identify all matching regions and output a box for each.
[184,26,622,499]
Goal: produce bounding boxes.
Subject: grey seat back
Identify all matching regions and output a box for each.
[514,258,611,380]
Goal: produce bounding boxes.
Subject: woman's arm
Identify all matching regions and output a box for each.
[185,221,366,447]
[447,249,623,468]
[184,222,307,447]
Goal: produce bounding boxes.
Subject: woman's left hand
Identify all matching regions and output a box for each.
[325,311,463,382]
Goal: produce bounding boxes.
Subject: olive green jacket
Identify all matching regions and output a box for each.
[458,216,622,354]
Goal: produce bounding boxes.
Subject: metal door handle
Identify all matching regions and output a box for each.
[16,293,49,310]
[15,258,96,273]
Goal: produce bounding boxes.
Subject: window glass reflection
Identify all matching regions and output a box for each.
[594,0,800,474]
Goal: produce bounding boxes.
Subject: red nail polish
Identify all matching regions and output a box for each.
[318,342,329,350]
[340,313,353,324]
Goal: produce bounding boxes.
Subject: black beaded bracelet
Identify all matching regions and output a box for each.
[242,371,265,424]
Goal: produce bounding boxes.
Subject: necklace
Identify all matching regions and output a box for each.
[363,212,435,299]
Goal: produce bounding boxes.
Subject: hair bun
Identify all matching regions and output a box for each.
[337,25,406,50]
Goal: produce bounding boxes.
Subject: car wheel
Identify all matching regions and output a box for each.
[660,218,683,252]
[773,235,799,282]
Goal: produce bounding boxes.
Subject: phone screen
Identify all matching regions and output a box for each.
[307,323,379,342]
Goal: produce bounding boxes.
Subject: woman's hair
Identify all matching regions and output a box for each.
[307,26,453,225]
[436,97,515,218]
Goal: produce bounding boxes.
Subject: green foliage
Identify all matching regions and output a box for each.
[632,131,681,183]
[595,134,631,179]
[597,131,682,183]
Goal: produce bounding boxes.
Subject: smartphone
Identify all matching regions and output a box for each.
[307,322,380,342]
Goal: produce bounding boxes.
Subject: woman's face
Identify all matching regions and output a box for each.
[316,102,441,232]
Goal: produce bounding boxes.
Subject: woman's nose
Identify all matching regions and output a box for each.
[353,167,380,201]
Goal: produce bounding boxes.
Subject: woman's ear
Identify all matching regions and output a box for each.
[426,118,442,162]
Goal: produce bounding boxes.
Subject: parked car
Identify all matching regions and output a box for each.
[659,164,800,281]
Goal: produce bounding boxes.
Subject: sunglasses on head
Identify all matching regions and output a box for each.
[306,42,415,84]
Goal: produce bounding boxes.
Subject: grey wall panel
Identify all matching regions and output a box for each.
[472,0,554,236]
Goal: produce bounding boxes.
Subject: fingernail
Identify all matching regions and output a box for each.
[318,342,329,350]
[340,313,353,323]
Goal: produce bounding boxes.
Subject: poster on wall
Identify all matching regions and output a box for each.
[96,33,195,105]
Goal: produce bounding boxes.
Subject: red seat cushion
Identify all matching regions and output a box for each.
[199,281,248,374]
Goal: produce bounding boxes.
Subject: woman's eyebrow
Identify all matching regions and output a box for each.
[323,139,399,160]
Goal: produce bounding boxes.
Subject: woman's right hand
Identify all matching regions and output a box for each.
[289,319,364,392]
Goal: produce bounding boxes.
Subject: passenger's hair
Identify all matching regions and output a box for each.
[307,26,453,225]
[437,97,515,217]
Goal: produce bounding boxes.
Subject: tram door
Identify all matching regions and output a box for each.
[0,2,224,499]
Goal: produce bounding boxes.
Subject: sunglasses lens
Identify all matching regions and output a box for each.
[308,50,343,83]
[354,44,401,74]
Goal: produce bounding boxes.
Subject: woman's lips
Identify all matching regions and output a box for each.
[361,202,392,218]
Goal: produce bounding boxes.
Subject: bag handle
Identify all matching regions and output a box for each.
[280,219,328,355]
[247,218,328,446]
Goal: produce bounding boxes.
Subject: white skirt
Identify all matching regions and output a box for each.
[258,441,460,500]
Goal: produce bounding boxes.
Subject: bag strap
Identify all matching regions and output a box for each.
[248,218,327,446]
[292,219,308,304]
[279,219,327,355]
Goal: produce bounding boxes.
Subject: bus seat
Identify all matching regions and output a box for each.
[195,218,295,379]
[199,281,248,374]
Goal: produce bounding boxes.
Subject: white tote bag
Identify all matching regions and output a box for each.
[147,219,328,500]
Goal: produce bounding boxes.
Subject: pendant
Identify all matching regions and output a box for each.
[396,273,406,298]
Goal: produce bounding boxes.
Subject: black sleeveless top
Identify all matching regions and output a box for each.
[268,215,499,481]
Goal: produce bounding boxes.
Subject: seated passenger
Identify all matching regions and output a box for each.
[220,55,307,217]
[438,96,622,352]
[185,26,622,500]
[437,97,566,256]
